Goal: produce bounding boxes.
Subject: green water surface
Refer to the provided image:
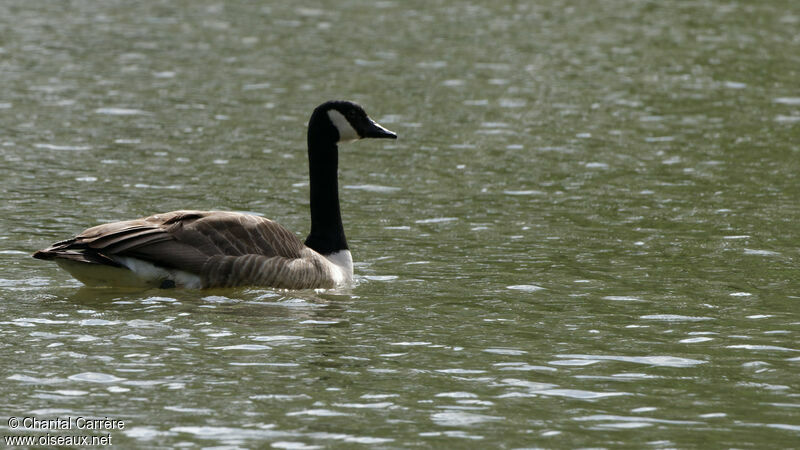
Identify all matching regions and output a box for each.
[1,0,799,448]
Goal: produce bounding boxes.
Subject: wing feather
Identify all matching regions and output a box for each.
[34,211,308,280]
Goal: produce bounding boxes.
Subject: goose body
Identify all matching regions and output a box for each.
[34,101,397,289]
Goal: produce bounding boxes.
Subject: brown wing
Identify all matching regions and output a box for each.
[33,210,307,275]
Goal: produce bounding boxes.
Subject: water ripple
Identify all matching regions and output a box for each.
[575,414,703,425]
[210,344,272,351]
[640,314,714,322]
[773,97,800,105]
[537,389,630,400]
[343,184,401,193]
[170,426,285,439]
[95,107,150,115]
[78,319,122,326]
[332,402,394,409]
[7,374,67,384]
[306,433,394,445]
[494,363,557,372]
[12,317,67,325]
[555,354,706,367]
[68,372,126,383]
[483,348,527,355]
[435,392,477,399]
[431,411,502,426]
[506,285,545,292]
[33,143,92,151]
[727,345,798,352]
[286,409,351,417]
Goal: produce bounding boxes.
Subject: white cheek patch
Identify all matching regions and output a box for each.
[327,110,360,143]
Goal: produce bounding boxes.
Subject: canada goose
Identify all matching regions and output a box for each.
[33,100,397,289]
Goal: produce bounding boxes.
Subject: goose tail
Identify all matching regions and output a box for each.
[33,239,122,266]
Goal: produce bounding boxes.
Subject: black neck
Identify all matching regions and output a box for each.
[304,121,348,255]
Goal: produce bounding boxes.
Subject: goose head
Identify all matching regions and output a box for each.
[309,100,397,144]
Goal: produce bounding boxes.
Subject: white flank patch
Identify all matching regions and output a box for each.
[116,257,202,288]
[324,250,354,285]
[56,257,201,288]
[327,110,359,143]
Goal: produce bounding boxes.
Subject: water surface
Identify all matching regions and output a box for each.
[1,0,799,448]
